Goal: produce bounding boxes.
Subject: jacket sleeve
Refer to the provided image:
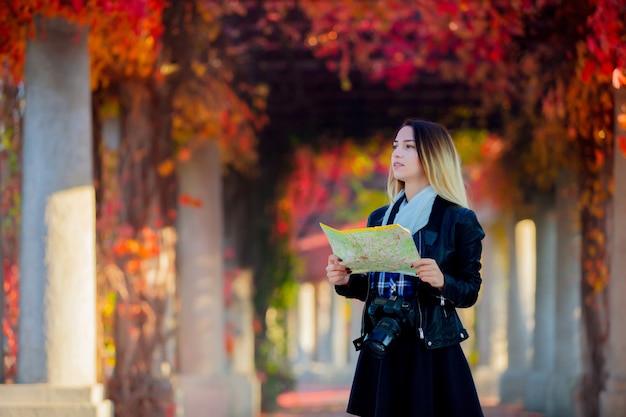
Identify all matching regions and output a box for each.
[440,209,485,308]
[334,273,369,301]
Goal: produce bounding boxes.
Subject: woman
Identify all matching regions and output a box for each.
[326,119,485,417]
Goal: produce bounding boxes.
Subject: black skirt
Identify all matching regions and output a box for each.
[346,330,484,417]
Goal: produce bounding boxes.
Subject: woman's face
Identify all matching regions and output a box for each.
[391,125,425,184]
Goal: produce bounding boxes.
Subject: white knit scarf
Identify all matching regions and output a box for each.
[381,185,437,234]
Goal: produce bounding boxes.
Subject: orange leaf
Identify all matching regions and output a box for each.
[126,239,140,254]
[179,193,203,208]
[112,241,127,255]
[125,259,141,274]
[177,147,192,162]
[157,159,175,177]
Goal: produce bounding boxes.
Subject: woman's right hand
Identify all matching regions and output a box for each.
[326,254,351,286]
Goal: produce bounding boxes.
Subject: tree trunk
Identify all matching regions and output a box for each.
[599,87,626,417]
[577,95,614,417]
[100,79,177,417]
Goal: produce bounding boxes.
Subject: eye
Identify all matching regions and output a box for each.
[392,143,398,149]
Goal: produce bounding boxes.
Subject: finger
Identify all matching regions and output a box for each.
[327,263,347,273]
[329,273,346,283]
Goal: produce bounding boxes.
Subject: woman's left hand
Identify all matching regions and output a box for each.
[411,258,445,289]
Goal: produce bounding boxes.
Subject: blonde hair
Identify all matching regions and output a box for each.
[386,119,468,208]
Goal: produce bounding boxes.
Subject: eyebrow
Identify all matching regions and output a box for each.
[393,138,416,143]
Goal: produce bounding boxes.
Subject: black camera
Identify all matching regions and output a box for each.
[363,295,415,358]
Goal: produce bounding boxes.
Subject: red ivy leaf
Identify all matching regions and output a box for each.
[582,59,595,82]
[618,135,626,158]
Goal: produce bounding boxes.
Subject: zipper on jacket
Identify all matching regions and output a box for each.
[438,295,447,317]
[417,298,424,339]
[361,272,372,338]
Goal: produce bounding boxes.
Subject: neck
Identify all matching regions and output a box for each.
[404,181,430,201]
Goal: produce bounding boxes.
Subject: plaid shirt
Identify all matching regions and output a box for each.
[371,271,417,298]
[370,229,422,299]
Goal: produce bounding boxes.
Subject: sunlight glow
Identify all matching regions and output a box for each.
[516,219,537,350]
[298,283,316,354]
[613,68,626,89]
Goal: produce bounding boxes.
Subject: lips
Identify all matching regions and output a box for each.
[393,162,404,168]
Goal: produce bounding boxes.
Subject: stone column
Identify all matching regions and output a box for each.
[175,140,235,416]
[316,281,333,365]
[546,174,582,417]
[330,284,349,370]
[0,16,111,416]
[524,198,557,412]
[226,269,261,417]
[296,283,316,366]
[499,212,534,403]
[600,87,626,416]
[474,220,508,403]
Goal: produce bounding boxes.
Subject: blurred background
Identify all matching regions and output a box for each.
[1,1,626,417]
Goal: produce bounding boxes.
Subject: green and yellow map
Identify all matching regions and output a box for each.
[320,223,420,276]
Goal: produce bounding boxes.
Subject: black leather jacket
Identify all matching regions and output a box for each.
[335,196,485,350]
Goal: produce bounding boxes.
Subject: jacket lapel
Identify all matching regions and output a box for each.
[420,196,450,257]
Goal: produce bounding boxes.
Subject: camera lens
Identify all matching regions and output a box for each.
[363,317,402,358]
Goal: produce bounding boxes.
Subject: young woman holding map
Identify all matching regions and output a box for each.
[326,119,485,417]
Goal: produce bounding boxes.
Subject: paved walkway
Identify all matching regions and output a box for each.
[261,382,544,417]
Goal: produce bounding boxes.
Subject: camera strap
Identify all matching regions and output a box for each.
[386,194,406,225]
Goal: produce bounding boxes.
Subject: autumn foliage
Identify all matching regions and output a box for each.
[0,72,21,382]
[1,0,165,84]
[1,0,266,414]
[2,0,626,415]
[296,2,625,416]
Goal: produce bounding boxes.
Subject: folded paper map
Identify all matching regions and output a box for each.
[320,223,420,276]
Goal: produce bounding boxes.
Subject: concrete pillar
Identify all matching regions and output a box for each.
[330,284,349,370]
[474,220,508,403]
[0,16,112,416]
[296,283,316,367]
[175,141,254,416]
[286,304,299,364]
[524,200,557,412]
[546,175,582,417]
[600,87,626,416]
[499,213,534,403]
[226,269,260,417]
[316,281,333,365]
[308,280,354,384]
